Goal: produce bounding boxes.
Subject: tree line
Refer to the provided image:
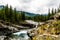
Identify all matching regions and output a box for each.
[32,5,60,22]
[0,5,25,24]
[0,4,60,24]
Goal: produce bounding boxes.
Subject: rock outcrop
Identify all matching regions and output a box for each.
[50,13,60,20]
[27,19,60,40]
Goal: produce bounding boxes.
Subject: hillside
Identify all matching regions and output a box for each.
[28,13,60,40]
[18,11,37,17]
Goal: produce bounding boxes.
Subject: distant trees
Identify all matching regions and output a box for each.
[58,4,60,13]
[33,4,60,22]
[21,11,25,21]
[33,14,47,22]
[0,4,60,23]
[54,9,57,14]
[51,8,54,15]
[48,9,51,20]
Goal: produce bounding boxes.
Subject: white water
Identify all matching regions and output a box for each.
[12,30,30,40]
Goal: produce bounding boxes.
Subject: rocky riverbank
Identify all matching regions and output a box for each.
[27,20,60,40]
[0,20,36,40]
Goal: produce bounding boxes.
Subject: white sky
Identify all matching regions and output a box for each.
[0,0,60,14]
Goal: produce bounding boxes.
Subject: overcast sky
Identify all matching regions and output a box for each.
[0,0,60,14]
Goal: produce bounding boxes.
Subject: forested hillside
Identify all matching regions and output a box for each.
[0,4,59,24]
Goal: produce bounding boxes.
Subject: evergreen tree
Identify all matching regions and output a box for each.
[58,4,60,12]
[48,9,51,20]
[45,15,47,21]
[3,7,6,21]
[51,8,54,15]
[21,11,25,21]
[0,8,4,20]
[40,15,43,21]
[55,9,57,14]
[14,8,17,22]
[5,5,8,19]
[9,6,13,22]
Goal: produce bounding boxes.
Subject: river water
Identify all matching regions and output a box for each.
[8,29,31,40]
[0,29,31,40]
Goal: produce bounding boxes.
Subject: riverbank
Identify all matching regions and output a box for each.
[28,20,60,40]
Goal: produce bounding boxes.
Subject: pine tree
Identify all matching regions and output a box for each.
[9,6,13,22]
[14,8,17,22]
[3,7,6,21]
[0,8,4,20]
[40,15,43,21]
[51,8,54,15]
[55,9,57,14]
[45,15,47,21]
[58,4,60,12]
[21,11,25,21]
[5,5,8,19]
[48,9,51,20]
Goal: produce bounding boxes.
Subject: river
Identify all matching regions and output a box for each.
[9,28,34,40]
